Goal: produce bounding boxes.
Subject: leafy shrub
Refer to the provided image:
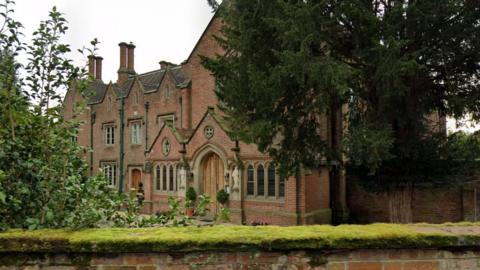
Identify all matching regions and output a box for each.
[185,187,197,204]
[216,189,229,205]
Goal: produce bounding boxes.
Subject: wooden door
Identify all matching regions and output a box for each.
[202,153,224,214]
[131,169,142,191]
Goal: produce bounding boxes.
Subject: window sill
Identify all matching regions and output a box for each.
[244,196,285,203]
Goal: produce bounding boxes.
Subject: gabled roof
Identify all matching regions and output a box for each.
[169,66,190,88]
[186,107,233,144]
[87,80,108,105]
[147,121,187,153]
[138,69,166,93]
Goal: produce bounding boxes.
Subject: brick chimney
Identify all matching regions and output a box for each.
[127,42,135,72]
[159,60,171,70]
[88,55,95,77]
[95,56,103,81]
[117,42,129,85]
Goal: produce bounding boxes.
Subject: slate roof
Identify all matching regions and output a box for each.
[86,79,108,105]
[85,65,190,104]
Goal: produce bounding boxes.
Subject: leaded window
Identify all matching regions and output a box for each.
[162,165,167,191]
[247,165,254,196]
[155,165,161,191]
[105,125,115,145]
[169,165,174,191]
[131,122,141,145]
[102,163,117,187]
[268,164,276,197]
[257,165,265,196]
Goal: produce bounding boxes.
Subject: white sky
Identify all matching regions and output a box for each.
[12,0,215,82]
[9,0,478,133]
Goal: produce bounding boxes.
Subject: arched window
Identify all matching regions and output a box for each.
[247,165,254,196]
[155,165,161,191]
[134,92,139,104]
[268,164,276,197]
[257,164,264,196]
[169,165,174,191]
[279,178,285,198]
[162,165,167,191]
[175,165,179,191]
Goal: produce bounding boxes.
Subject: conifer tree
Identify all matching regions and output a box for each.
[204,0,480,218]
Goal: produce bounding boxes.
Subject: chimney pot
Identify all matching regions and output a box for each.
[88,55,95,77]
[127,42,135,71]
[118,42,129,85]
[95,56,103,81]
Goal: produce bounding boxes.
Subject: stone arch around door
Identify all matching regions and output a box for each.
[191,144,228,214]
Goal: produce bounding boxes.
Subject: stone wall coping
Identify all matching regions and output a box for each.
[1,223,480,253]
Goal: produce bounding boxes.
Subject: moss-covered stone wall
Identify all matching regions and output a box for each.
[1,224,480,269]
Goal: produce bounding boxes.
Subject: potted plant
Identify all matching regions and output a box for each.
[216,189,229,205]
[185,187,197,217]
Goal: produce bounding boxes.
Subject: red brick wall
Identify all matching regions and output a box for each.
[347,179,467,224]
[2,249,479,270]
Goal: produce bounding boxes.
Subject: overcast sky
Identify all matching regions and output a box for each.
[9,0,478,133]
[12,0,215,82]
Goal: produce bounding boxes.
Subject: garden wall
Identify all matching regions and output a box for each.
[1,249,480,270]
[1,224,480,270]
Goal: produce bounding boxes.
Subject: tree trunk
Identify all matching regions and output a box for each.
[388,185,413,223]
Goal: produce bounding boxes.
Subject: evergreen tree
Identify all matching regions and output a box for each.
[204,0,480,208]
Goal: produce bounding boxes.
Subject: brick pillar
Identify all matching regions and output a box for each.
[88,55,95,77]
[117,42,129,85]
[127,43,135,72]
[95,56,103,81]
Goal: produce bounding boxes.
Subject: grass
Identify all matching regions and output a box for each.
[0,223,479,253]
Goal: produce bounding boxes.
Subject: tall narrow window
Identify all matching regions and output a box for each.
[131,122,141,145]
[279,177,285,198]
[164,86,171,100]
[175,165,179,191]
[257,165,265,196]
[155,165,161,191]
[105,125,115,145]
[134,92,139,105]
[169,165,174,191]
[268,164,276,197]
[162,165,167,191]
[102,163,117,187]
[107,96,112,112]
[247,165,254,196]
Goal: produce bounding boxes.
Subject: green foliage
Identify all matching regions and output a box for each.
[203,0,480,187]
[195,194,211,217]
[0,1,121,230]
[216,189,229,205]
[186,187,197,203]
[215,207,230,224]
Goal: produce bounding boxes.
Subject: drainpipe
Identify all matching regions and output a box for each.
[119,97,125,193]
[90,111,96,176]
[144,101,149,154]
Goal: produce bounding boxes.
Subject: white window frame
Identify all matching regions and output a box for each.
[105,125,115,146]
[131,122,142,145]
[102,163,117,187]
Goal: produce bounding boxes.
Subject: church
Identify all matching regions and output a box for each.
[63,15,477,225]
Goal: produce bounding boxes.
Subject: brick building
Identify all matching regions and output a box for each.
[63,16,476,225]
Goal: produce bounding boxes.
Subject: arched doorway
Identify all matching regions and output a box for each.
[131,169,142,191]
[201,152,225,214]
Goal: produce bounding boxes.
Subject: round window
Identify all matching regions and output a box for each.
[204,126,214,139]
[162,138,171,156]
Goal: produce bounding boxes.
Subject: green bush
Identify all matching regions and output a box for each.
[185,187,197,204]
[216,189,229,205]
